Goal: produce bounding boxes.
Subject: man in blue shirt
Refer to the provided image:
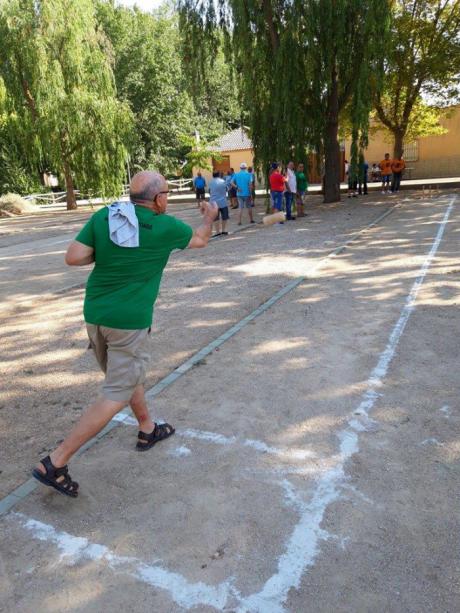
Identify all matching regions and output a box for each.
[193,172,206,205]
[225,168,238,209]
[232,162,255,225]
[209,171,229,235]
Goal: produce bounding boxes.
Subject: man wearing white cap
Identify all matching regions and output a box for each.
[231,162,255,226]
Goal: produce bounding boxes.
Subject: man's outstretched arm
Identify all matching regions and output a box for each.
[65,240,95,266]
[188,202,218,249]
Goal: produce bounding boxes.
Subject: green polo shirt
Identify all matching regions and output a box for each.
[295,171,308,192]
[76,205,193,329]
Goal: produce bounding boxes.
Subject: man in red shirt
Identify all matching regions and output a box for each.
[269,162,286,213]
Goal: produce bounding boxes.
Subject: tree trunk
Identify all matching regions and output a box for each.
[393,130,404,159]
[323,68,341,203]
[262,0,279,52]
[63,159,77,210]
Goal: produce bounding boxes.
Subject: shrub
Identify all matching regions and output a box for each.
[0,193,38,216]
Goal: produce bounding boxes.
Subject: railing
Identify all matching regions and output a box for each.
[23,191,80,206]
[167,178,193,191]
[24,178,194,207]
[24,179,193,207]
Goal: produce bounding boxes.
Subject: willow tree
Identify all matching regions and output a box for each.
[95,1,241,176]
[374,0,460,159]
[0,0,132,209]
[179,0,388,202]
[0,77,42,194]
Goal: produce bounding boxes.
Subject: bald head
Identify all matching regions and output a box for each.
[129,171,167,203]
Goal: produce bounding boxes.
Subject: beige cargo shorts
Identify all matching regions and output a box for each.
[86,324,151,402]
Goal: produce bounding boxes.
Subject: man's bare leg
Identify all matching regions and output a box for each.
[129,384,155,434]
[36,396,126,472]
[129,384,175,450]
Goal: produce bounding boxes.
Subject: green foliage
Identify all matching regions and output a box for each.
[373,99,448,144]
[0,0,133,208]
[0,148,42,195]
[0,78,42,194]
[0,0,241,199]
[96,2,193,175]
[180,135,222,175]
[178,0,389,202]
[96,1,241,176]
[374,0,460,156]
[303,0,388,183]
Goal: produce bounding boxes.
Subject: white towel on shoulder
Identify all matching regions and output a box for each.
[108,201,139,248]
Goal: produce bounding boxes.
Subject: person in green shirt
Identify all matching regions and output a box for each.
[32,171,217,498]
[295,163,308,218]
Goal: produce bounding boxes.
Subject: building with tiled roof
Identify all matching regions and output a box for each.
[208,128,253,152]
[195,128,255,185]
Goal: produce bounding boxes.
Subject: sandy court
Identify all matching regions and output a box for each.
[0,192,459,612]
[0,193,397,495]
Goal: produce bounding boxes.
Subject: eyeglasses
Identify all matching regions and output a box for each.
[154,190,170,200]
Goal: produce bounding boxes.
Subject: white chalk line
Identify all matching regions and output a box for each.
[10,473,312,611]
[419,438,444,447]
[10,513,234,611]
[234,195,456,612]
[169,446,192,457]
[111,415,317,462]
[440,405,451,418]
[4,197,455,611]
[353,197,455,420]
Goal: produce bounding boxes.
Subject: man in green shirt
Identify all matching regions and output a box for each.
[33,171,217,498]
[295,163,308,218]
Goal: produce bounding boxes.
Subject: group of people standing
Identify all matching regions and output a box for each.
[195,161,309,230]
[346,153,406,197]
[194,163,257,236]
[377,153,406,194]
[268,161,309,220]
[345,156,369,198]
[193,150,406,228]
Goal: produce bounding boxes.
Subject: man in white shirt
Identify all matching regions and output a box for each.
[285,161,297,220]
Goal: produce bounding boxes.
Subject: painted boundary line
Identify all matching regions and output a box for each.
[235,197,456,613]
[0,202,401,516]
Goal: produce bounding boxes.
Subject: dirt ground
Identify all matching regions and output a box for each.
[0,191,459,612]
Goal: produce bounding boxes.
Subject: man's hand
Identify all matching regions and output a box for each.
[200,201,218,222]
[188,201,218,249]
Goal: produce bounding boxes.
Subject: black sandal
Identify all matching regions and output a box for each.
[32,456,79,498]
[136,422,175,451]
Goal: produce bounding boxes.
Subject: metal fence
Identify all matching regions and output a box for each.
[23,178,194,208]
[23,191,77,206]
[168,178,193,191]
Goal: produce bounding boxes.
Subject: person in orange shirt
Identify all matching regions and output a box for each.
[391,156,406,193]
[379,153,393,194]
